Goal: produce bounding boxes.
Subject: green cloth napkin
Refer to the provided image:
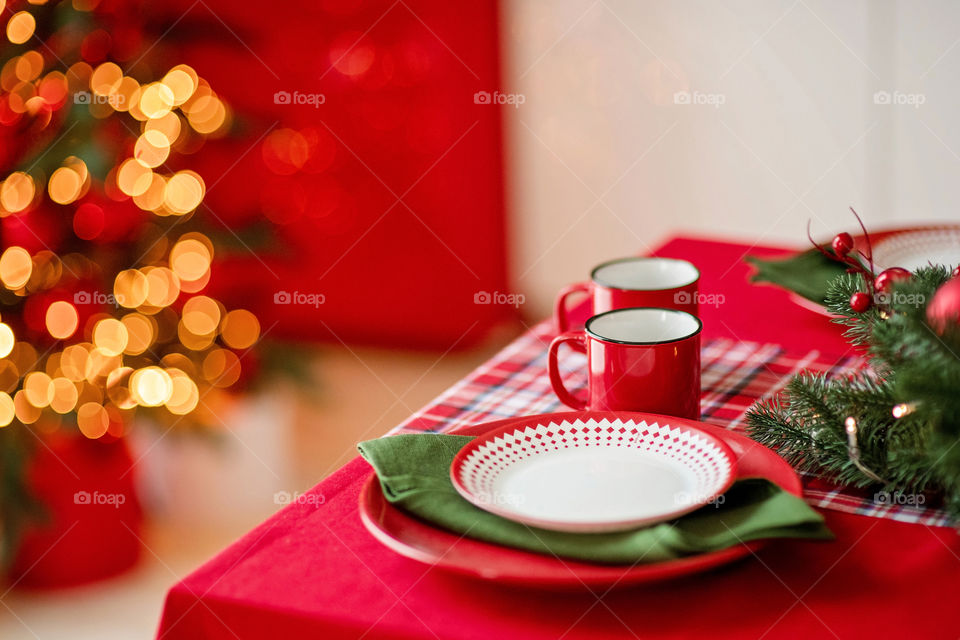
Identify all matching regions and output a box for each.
[358,434,832,565]
[746,248,848,304]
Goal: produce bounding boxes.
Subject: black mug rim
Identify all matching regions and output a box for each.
[584,307,703,346]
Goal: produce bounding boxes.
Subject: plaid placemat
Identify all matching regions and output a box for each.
[391,321,953,527]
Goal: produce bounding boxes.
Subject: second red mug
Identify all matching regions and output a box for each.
[554,257,700,333]
[548,307,702,419]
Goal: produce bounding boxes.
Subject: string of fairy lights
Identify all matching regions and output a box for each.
[0,0,260,438]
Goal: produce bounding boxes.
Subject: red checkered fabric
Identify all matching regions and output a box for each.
[393,320,953,527]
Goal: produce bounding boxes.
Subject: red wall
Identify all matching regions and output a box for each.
[152,0,512,348]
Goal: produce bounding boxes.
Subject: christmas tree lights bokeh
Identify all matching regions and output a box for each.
[0,0,260,438]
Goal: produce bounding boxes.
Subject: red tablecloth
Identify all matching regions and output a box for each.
[157,237,960,639]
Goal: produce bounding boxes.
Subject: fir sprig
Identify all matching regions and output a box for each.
[747,265,960,517]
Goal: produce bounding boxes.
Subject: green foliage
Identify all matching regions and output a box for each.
[747,249,848,304]
[747,265,960,517]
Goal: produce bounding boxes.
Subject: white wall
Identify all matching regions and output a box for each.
[502,0,960,316]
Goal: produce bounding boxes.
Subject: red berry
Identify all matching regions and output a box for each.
[831,232,854,257]
[952,265,960,278]
[874,267,911,293]
[850,292,871,312]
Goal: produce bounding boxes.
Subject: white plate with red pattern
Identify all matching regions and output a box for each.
[450,416,737,533]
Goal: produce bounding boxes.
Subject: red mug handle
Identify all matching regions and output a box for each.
[553,281,591,333]
[548,331,588,410]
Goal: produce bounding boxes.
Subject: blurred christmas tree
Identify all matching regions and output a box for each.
[0,0,263,564]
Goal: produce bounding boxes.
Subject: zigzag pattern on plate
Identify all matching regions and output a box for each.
[459,418,732,506]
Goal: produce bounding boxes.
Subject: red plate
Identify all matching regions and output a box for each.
[359,410,802,589]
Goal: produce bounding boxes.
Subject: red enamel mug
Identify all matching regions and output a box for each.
[548,307,702,419]
[554,257,700,333]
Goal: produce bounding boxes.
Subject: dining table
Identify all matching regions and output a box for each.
[156,236,960,639]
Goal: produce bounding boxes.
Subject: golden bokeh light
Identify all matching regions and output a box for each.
[61,344,90,381]
[162,67,196,105]
[14,390,41,424]
[23,371,54,407]
[161,353,196,378]
[0,323,13,358]
[143,266,180,307]
[127,85,147,121]
[165,372,199,415]
[48,166,83,204]
[134,130,171,168]
[117,158,153,196]
[0,392,14,427]
[44,351,61,377]
[220,309,260,350]
[45,300,79,339]
[8,342,37,375]
[203,348,241,387]
[169,238,211,282]
[0,246,32,289]
[163,170,205,214]
[28,250,62,290]
[50,376,79,414]
[77,380,103,407]
[90,61,122,96]
[138,82,175,119]
[1,172,36,213]
[114,269,149,308]
[0,48,249,429]
[130,366,173,406]
[121,313,154,355]
[105,366,135,409]
[178,268,211,294]
[185,94,227,135]
[93,318,129,356]
[178,320,215,350]
[145,112,182,144]
[132,172,167,211]
[112,76,140,111]
[64,156,89,183]
[182,295,220,335]
[6,11,36,45]
[77,402,109,438]
[66,61,92,91]
[15,51,43,82]
[85,347,121,382]
[0,359,19,391]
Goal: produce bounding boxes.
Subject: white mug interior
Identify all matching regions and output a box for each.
[592,258,699,291]
[586,308,701,344]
